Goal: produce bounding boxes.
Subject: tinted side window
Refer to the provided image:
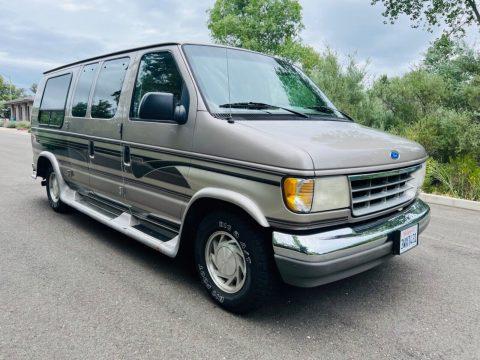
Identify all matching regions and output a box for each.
[72,63,97,117]
[91,57,129,119]
[130,52,185,119]
[39,73,72,127]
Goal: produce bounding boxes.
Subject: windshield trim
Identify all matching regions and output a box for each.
[210,112,351,122]
[181,44,348,122]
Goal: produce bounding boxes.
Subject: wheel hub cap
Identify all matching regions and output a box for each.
[215,245,237,277]
[205,231,247,294]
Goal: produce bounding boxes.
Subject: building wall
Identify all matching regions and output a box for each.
[9,102,33,122]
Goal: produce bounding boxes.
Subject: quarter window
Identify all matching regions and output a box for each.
[72,63,97,117]
[91,57,129,119]
[39,73,72,127]
[130,52,186,119]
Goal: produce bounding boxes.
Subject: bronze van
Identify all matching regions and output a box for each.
[31,43,430,313]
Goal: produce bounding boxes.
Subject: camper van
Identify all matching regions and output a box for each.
[30,43,430,313]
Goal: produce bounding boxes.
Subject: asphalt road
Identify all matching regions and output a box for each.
[0,128,479,360]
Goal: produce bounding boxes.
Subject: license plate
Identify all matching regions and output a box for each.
[394,224,418,255]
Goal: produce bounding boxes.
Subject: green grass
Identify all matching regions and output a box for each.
[15,121,31,130]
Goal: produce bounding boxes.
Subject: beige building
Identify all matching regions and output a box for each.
[4,97,34,122]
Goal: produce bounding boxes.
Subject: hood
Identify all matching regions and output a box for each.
[239,120,427,170]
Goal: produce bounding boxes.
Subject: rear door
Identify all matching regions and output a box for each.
[35,72,75,184]
[82,56,130,203]
[121,46,197,223]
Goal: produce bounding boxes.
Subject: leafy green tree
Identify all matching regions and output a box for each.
[208,0,305,56]
[369,70,450,128]
[422,34,480,110]
[306,50,370,121]
[424,35,480,80]
[1,76,25,118]
[371,0,480,36]
[0,76,24,101]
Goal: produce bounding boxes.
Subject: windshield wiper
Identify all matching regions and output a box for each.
[219,102,309,118]
[306,105,336,115]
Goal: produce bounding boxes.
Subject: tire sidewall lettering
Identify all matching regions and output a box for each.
[218,220,251,263]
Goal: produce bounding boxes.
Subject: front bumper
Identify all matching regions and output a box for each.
[273,198,430,287]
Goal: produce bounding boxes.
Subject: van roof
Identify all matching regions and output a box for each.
[43,42,278,75]
[44,41,181,75]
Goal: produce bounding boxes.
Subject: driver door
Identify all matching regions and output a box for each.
[121,46,197,223]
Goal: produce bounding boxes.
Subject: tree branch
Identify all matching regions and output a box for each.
[466,0,480,25]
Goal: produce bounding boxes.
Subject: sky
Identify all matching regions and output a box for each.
[0,0,478,92]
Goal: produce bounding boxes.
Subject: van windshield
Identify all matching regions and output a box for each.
[182,44,345,120]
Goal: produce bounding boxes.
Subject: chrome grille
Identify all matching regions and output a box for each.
[348,165,420,217]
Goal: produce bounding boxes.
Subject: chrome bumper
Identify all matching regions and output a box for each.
[273,199,430,287]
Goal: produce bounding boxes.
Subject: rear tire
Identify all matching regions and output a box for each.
[45,165,70,213]
[194,211,275,313]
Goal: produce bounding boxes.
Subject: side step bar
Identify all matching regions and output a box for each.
[61,187,181,257]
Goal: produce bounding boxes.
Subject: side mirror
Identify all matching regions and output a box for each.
[139,92,187,124]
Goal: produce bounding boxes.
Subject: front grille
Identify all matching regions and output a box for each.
[348,165,420,217]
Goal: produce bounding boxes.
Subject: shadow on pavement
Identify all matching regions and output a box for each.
[35,196,410,324]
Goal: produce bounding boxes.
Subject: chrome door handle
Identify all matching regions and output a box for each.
[88,141,95,159]
[123,146,131,166]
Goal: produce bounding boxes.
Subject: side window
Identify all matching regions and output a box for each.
[91,57,129,119]
[72,63,98,117]
[130,52,187,119]
[39,73,72,127]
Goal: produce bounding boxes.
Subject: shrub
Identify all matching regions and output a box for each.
[369,70,449,127]
[15,121,31,130]
[401,108,480,163]
[6,121,16,128]
[424,156,480,201]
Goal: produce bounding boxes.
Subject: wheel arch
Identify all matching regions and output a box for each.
[177,188,270,257]
[36,151,61,179]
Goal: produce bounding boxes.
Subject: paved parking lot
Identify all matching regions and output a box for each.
[0,128,479,359]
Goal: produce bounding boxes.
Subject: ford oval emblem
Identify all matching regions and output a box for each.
[390,150,400,160]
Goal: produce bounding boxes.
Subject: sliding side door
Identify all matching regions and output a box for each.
[81,57,130,204]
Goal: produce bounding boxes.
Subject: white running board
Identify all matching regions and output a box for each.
[61,187,180,257]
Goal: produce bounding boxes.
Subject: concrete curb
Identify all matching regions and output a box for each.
[420,192,480,212]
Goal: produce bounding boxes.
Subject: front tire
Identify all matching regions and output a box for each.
[45,165,70,213]
[194,211,275,313]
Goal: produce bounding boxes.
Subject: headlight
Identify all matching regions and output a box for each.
[283,176,350,213]
[312,176,350,212]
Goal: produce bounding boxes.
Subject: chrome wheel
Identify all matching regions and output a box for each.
[205,231,247,294]
[48,171,60,203]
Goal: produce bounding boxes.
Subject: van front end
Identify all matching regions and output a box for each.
[273,198,430,287]
[268,163,430,287]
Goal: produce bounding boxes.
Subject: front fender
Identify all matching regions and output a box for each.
[184,187,270,228]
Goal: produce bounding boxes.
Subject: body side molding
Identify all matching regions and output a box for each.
[35,151,181,257]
